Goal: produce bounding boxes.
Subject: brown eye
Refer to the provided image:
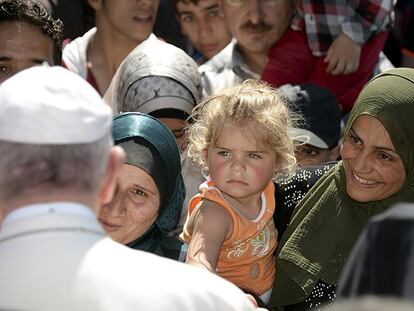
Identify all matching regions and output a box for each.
[377,152,392,161]
[181,15,194,23]
[131,189,146,197]
[304,148,317,156]
[349,134,360,145]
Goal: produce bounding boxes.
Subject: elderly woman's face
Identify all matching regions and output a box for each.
[98,164,160,244]
[341,115,406,203]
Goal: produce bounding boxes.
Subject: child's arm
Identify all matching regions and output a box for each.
[325,0,392,76]
[324,33,361,76]
[186,200,231,273]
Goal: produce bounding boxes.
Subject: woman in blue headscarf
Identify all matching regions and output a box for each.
[98,112,186,261]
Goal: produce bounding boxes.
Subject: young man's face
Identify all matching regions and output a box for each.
[176,0,231,60]
[0,21,54,83]
[93,0,160,45]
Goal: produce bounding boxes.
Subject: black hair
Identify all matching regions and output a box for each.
[173,0,201,12]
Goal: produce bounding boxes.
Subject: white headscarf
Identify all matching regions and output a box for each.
[104,38,201,116]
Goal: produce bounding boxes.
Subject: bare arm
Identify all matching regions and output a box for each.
[186,200,231,273]
[325,0,392,75]
[324,33,361,75]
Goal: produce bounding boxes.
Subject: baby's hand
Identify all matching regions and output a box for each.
[324,33,361,75]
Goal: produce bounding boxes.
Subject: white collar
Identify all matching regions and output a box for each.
[3,202,96,227]
[230,42,261,80]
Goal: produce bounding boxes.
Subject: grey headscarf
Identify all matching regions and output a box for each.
[104,37,201,117]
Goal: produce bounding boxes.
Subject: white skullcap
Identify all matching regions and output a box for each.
[0,65,112,144]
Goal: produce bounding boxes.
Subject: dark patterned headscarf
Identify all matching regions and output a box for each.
[112,112,185,255]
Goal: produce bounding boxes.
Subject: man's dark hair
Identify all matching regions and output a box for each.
[173,0,200,12]
[0,0,63,63]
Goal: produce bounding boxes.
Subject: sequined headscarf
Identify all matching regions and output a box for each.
[270,68,414,308]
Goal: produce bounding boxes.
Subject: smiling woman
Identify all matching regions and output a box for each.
[269,67,414,311]
[341,115,406,203]
[98,112,186,261]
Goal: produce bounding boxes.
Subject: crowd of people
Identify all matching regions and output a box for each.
[0,0,413,310]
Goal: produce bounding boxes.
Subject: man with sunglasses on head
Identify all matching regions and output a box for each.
[199,0,293,96]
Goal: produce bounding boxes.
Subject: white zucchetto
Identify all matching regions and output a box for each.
[0,65,112,144]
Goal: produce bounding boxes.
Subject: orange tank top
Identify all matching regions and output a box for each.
[182,180,277,295]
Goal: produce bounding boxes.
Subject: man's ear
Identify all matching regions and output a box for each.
[87,0,103,11]
[99,146,125,205]
[329,145,341,161]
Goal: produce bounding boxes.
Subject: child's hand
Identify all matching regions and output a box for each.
[324,33,361,75]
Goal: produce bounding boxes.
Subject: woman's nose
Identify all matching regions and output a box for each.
[106,187,126,217]
[353,149,372,173]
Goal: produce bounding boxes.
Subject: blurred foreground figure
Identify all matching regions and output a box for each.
[338,202,414,300]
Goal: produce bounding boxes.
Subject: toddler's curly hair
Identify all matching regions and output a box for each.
[187,80,297,180]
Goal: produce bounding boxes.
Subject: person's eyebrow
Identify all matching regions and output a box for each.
[178,11,192,16]
[214,145,268,153]
[0,56,50,64]
[132,184,157,196]
[213,145,229,150]
[351,127,397,153]
[203,4,220,11]
[178,3,219,16]
[349,128,359,138]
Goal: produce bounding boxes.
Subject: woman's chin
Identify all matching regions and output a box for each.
[99,219,122,233]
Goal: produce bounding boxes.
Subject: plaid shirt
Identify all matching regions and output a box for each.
[291,0,394,56]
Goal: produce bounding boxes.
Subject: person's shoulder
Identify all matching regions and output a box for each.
[62,27,96,57]
[199,41,241,97]
[198,198,230,216]
[62,27,97,77]
[276,162,337,192]
[199,40,236,74]
[87,238,254,310]
[191,196,231,228]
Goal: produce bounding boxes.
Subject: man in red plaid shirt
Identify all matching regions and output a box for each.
[262,0,393,113]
